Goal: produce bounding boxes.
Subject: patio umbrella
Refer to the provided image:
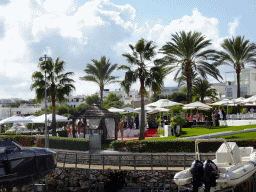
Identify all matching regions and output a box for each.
[0,115,33,124]
[147,99,183,108]
[122,107,138,113]
[183,101,212,111]
[135,106,159,113]
[108,107,125,113]
[241,95,256,104]
[210,99,230,106]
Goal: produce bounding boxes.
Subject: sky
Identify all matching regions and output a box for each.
[0,0,256,100]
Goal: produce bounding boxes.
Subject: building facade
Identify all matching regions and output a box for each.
[225,68,256,98]
[99,88,151,106]
[0,104,41,120]
[160,86,184,96]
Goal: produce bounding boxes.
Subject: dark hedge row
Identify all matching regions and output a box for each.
[40,137,89,151]
[109,139,251,153]
[0,135,89,151]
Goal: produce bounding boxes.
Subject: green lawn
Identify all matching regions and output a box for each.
[145,124,256,141]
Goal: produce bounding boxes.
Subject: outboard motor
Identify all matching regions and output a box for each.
[190,160,204,192]
[203,160,219,192]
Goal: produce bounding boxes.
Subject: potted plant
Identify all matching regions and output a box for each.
[170,115,186,137]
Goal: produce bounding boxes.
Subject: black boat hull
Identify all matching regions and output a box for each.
[0,141,57,189]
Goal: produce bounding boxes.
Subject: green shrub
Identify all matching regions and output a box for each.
[40,137,89,151]
[157,128,164,136]
[109,139,252,153]
[0,135,36,146]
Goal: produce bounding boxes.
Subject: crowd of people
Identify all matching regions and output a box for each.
[187,113,206,125]
[211,107,226,126]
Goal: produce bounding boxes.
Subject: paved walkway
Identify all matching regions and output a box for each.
[57,162,185,171]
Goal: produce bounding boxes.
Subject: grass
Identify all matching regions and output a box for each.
[144,124,256,141]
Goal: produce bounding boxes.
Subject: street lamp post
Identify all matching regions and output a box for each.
[39,54,52,148]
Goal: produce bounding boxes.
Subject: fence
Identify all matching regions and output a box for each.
[56,151,215,171]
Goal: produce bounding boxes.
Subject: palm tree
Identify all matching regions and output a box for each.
[192,78,217,103]
[119,38,166,140]
[31,57,75,136]
[159,31,222,104]
[216,36,256,98]
[80,56,118,106]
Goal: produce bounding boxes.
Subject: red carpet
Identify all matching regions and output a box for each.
[145,129,159,137]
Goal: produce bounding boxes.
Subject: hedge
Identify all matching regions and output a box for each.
[0,135,36,146]
[40,137,89,151]
[109,139,251,153]
[0,135,89,151]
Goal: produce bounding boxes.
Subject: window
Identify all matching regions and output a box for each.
[240,87,247,97]
[252,74,256,81]
[227,88,232,97]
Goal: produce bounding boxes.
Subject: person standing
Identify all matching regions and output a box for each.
[135,115,139,129]
[192,112,197,126]
[118,121,124,140]
[212,111,216,126]
[250,107,255,113]
[214,108,219,126]
[218,108,223,120]
[124,115,128,129]
[222,108,227,120]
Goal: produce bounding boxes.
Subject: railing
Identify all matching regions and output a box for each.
[56,152,215,171]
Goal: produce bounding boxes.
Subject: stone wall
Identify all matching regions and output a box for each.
[30,168,177,191]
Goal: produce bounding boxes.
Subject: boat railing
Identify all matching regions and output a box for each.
[195,138,235,164]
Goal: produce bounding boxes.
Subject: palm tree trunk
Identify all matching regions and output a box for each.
[100,86,103,107]
[236,69,241,98]
[236,68,241,113]
[139,78,145,140]
[51,93,57,136]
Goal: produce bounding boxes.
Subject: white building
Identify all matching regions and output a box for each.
[0,104,41,120]
[99,88,150,105]
[66,95,86,108]
[225,68,256,98]
[160,86,184,96]
[211,82,226,98]
[40,95,87,109]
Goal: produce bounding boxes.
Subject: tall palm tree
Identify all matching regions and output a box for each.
[80,56,118,106]
[119,38,166,140]
[192,78,217,103]
[31,57,75,136]
[159,31,222,104]
[216,36,256,98]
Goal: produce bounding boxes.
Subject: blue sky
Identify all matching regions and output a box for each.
[0,0,255,100]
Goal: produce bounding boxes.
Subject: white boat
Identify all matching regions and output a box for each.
[174,138,256,192]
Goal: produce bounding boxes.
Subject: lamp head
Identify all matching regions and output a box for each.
[39,57,43,61]
[47,57,52,61]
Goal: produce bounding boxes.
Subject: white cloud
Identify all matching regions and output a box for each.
[228,17,239,37]
[0,1,241,99]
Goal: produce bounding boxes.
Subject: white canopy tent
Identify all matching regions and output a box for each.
[31,114,71,123]
[0,115,33,124]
